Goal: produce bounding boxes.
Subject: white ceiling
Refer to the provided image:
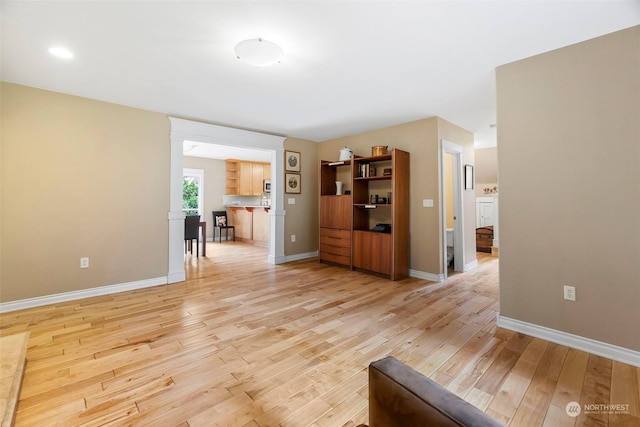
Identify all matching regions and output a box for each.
[183,140,272,162]
[2,1,639,153]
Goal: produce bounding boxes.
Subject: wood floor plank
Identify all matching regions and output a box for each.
[485,338,549,424]
[609,360,640,426]
[576,354,612,426]
[0,245,637,426]
[541,348,589,427]
[511,342,568,427]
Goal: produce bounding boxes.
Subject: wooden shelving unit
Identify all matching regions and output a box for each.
[318,159,353,267]
[225,160,239,195]
[318,149,410,280]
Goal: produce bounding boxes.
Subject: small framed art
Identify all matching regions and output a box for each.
[285,173,301,194]
[464,164,474,190]
[285,150,301,172]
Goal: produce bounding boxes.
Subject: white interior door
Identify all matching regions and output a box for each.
[478,203,494,227]
[476,200,494,227]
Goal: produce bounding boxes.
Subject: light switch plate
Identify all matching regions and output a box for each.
[422,199,434,208]
[288,198,295,205]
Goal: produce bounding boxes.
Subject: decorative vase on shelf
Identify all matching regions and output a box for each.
[336,181,343,195]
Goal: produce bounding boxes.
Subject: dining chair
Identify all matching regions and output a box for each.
[212,210,235,243]
[184,215,201,256]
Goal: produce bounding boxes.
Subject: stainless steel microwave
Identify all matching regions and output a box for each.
[263,179,271,193]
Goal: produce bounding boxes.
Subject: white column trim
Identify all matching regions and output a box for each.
[168,122,186,283]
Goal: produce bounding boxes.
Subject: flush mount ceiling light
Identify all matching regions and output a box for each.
[234,38,284,67]
[48,46,74,59]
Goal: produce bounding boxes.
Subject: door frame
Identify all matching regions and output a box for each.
[440,139,465,278]
[167,117,286,283]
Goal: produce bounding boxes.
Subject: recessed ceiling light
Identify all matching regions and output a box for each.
[234,38,284,67]
[48,46,74,59]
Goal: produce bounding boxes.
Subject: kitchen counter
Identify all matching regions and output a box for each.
[227,206,270,246]
[226,205,270,211]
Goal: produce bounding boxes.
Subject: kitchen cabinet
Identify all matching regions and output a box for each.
[228,206,270,247]
[251,163,271,196]
[239,162,253,195]
[226,160,270,196]
[231,208,252,240]
[225,160,239,195]
[252,209,270,245]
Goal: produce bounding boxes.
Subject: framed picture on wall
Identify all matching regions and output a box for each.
[285,173,301,194]
[464,164,474,190]
[285,150,301,172]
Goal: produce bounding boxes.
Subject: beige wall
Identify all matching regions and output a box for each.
[0,85,473,301]
[1,82,170,302]
[318,117,475,275]
[496,26,640,351]
[283,137,318,255]
[475,147,497,184]
[475,147,498,197]
[182,156,226,240]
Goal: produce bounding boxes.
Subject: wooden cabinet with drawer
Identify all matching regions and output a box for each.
[319,228,351,267]
[319,159,353,268]
[318,149,409,280]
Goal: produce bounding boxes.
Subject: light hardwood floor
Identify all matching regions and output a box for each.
[1,243,639,426]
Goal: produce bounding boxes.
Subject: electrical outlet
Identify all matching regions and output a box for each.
[563,285,576,301]
[290,234,296,242]
[80,257,90,269]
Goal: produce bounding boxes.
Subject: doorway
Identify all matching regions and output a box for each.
[167,117,286,284]
[441,140,464,279]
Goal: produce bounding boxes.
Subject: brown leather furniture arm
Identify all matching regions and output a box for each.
[360,356,505,427]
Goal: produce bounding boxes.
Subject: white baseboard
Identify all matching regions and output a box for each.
[464,259,479,271]
[167,271,186,284]
[410,259,479,283]
[497,315,640,367]
[409,269,444,282]
[283,251,318,263]
[0,276,168,314]
[268,251,317,265]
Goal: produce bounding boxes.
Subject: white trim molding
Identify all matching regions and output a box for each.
[281,251,318,263]
[410,269,444,283]
[464,259,479,272]
[0,277,168,314]
[497,315,640,367]
[168,117,287,278]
